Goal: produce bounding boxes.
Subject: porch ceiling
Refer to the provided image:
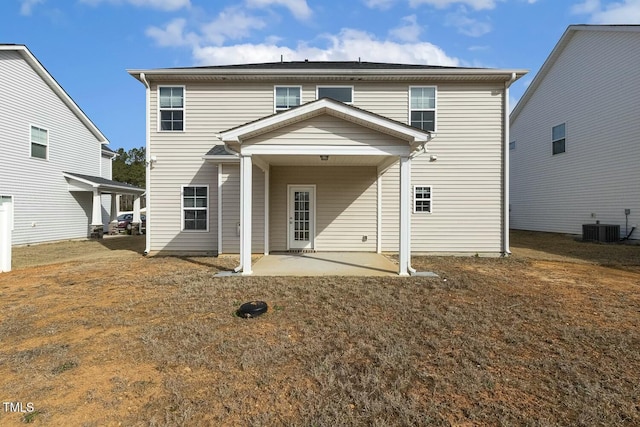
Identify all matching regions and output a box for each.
[255,154,391,167]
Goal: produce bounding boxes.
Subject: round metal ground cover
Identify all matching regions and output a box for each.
[237,301,268,318]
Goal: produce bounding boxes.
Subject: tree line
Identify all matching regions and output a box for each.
[112,147,145,211]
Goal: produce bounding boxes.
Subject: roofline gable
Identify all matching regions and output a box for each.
[217,98,433,145]
[510,24,640,124]
[0,44,108,144]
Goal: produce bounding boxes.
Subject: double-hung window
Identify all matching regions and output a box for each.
[317,86,353,103]
[410,86,436,131]
[30,125,48,159]
[159,86,184,131]
[552,123,566,155]
[414,186,432,213]
[182,186,208,231]
[275,86,301,112]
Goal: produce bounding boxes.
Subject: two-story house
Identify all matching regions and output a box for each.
[510,25,640,240]
[128,61,526,275]
[0,44,144,247]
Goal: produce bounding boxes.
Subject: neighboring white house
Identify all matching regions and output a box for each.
[128,61,526,275]
[0,44,144,246]
[510,25,640,240]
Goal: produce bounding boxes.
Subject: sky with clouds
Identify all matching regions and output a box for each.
[2,0,640,150]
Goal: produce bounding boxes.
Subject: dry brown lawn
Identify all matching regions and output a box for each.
[0,231,639,426]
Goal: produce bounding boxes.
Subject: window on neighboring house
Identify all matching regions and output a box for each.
[182,185,208,231]
[275,86,301,112]
[159,86,184,131]
[317,86,353,103]
[30,125,48,159]
[552,123,566,155]
[410,86,436,131]
[414,186,432,213]
[509,140,516,150]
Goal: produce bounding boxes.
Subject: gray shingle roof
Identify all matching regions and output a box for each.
[205,145,233,156]
[157,61,467,72]
[63,172,143,191]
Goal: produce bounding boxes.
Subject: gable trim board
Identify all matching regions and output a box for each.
[131,62,526,274]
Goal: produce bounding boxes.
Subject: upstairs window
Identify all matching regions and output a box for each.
[413,186,432,213]
[275,86,301,112]
[159,86,184,131]
[182,185,208,231]
[30,125,48,159]
[552,123,566,155]
[317,86,353,103]
[410,86,436,132]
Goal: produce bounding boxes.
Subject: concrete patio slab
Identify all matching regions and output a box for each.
[251,252,399,276]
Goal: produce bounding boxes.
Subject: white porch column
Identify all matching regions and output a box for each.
[110,194,118,222]
[399,156,411,276]
[133,197,141,223]
[240,155,253,275]
[264,166,270,255]
[91,189,102,226]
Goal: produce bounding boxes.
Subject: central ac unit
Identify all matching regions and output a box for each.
[582,224,620,243]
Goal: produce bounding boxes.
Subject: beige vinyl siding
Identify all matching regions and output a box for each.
[270,166,377,251]
[148,79,506,253]
[382,84,505,254]
[510,29,640,237]
[0,50,103,246]
[246,114,407,147]
[148,82,273,252]
[219,164,265,254]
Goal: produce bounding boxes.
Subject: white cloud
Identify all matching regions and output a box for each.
[445,7,492,36]
[191,28,460,66]
[389,14,423,42]
[363,0,397,9]
[201,9,267,45]
[147,8,266,47]
[245,0,312,20]
[409,0,500,10]
[20,0,45,15]
[79,0,190,11]
[571,0,640,23]
[146,18,197,47]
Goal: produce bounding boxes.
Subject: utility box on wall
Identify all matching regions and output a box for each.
[582,224,620,243]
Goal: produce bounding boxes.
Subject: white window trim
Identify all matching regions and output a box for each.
[413,185,432,214]
[316,85,354,104]
[29,124,49,160]
[274,85,303,113]
[408,85,437,132]
[181,184,209,232]
[158,85,186,132]
[552,122,566,155]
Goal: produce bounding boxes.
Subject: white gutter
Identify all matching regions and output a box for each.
[503,72,517,256]
[140,72,152,255]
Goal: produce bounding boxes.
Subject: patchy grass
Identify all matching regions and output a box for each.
[0,231,638,426]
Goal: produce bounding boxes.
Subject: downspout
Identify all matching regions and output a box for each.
[503,73,517,256]
[217,138,244,273]
[407,137,433,274]
[140,72,152,256]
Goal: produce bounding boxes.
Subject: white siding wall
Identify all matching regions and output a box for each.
[220,164,265,254]
[270,166,377,251]
[148,80,506,253]
[0,51,103,245]
[510,30,640,237]
[383,84,505,254]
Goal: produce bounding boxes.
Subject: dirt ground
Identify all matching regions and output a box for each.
[0,232,638,426]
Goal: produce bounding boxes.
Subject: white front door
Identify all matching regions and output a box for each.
[288,185,315,250]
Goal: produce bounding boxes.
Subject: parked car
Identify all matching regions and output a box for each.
[116,213,146,234]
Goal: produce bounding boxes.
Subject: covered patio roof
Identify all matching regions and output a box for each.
[63,172,145,195]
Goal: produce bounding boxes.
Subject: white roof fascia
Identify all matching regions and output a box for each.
[510,25,640,123]
[0,45,109,144]
[218,98,431,144]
